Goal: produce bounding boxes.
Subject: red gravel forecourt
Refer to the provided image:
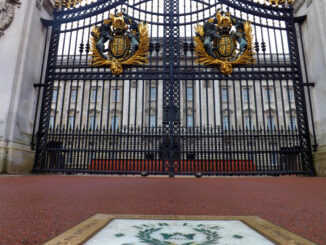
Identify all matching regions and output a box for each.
[0,175,325,245]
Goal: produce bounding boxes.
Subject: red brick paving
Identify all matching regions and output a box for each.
[0,175,325,245]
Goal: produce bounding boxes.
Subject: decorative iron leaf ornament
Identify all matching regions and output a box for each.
[266,0,295,6]
[194,11,255,75]
[90,12,149,75]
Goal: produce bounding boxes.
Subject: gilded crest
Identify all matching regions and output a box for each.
[194,11,255,75]
[90,12,149,75]
[55,0,83,9]
[266,0,295,6]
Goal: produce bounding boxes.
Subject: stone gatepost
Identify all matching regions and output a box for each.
[295,0,326,176]
[0,0,54,173]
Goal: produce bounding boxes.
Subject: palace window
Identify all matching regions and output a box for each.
[112,89,120,102]
[266,116,275,129]
[221,87,228,103]
[186,87,193,101]
[49,116,54,129]
[71,89,77,103]
[187,115,193,127]
[149,87,156,101]
[52,89,58,103]
[90,89,97,103]
[288,88,294,102]
[89,115,95,130]
[68,116,74,129]
[244,116,252,129]
[223,116,229,130]
[150,115,156,127]
[264,87,274,102]
[111,116,119,130]
[242,87,249,104]
[289,116,297,130]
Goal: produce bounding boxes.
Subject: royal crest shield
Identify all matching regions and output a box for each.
[90,12,149,75]
[109,34,131,58]
[215,35,237,58]
[194,11,255,75]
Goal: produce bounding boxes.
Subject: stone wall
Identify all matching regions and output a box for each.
[295,0,326,176]
[0,0,53,173]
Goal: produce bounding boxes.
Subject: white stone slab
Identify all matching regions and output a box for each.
[85,219,275,245]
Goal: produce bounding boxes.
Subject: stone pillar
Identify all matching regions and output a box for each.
[0,0,54,173]
[295,0,326,176]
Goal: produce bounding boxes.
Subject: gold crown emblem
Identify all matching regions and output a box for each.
[217,12,233,29]
[111,13,128,31]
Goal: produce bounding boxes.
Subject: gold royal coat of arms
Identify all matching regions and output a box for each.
[194,11,255,75]
[90,12,149,75]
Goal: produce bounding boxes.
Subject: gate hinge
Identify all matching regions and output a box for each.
[303,82,315,87]
[34,83,46,88]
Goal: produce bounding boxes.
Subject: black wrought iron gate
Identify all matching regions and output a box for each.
[33,0,316,176]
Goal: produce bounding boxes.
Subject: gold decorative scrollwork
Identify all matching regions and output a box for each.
[265,0,295,6]
[90,12,149,75]
[55,0,84,9]
[194,11,255,75]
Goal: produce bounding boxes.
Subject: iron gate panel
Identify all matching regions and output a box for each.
[33,0,315,176]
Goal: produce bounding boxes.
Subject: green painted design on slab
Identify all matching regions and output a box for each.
[233,234,243,239]
[161,233,196,240]
[132,223,222,245]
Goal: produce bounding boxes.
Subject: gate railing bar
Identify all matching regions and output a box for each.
[295,15,318,151]
[31,26,50,150]
[192,0,213,7]
[133,0,152,7]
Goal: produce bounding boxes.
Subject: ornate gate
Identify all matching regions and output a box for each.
[33,0,316,176]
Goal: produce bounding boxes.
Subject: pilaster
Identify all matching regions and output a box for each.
[295,0,326,176]
[0,0,53,173]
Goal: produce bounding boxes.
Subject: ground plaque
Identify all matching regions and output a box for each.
[44,215,316,245]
